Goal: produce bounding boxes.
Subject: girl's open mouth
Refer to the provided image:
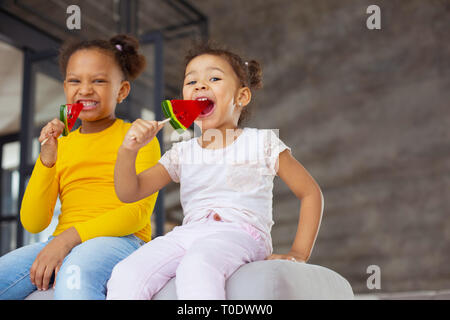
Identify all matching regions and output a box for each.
[77,100,99,111]
[197,98,215,118]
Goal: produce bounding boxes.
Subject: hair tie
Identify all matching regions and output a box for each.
[115,44,122,52]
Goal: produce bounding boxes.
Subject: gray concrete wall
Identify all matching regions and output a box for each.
[182,0,450,293]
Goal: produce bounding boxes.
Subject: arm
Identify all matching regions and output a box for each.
[20,155,59,233]
[23,119,81,290]
[267,149,324,262]
[73,189,159,241]
[114,119,171,203]
[20,118,65,233]
[115,149,171,203]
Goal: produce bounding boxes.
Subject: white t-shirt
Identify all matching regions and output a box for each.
[159,127,291,251]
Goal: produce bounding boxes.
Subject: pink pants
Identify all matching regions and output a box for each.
[106,212,269,300]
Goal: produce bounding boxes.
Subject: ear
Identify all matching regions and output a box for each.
[117,80,131,103]
[236,86,251,109]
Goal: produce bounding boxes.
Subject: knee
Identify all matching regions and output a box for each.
[109,259,137,285]
[108,259,131,286]
[106,259,143,299]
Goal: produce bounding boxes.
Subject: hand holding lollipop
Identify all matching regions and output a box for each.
[40,103,84,146]
[125,99,209,148]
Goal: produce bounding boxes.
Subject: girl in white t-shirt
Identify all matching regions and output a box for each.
[107,43,324,300]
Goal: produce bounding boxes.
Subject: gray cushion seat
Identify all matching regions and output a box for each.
[26,260,354,300]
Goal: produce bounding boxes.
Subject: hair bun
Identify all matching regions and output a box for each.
[246,60,263,90]
[110,34,138,53]
[109,34,146,80]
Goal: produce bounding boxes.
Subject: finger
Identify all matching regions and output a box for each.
[134,120,156,134]
[50,118,64,127]
[138,120,160,135]
[132,125,153,143]
[50,124,64,137]
[148,120,158,130]
[128,120,159,145]
[145,121,162,138]
[29,261,37,286]
[41,135,58,147]
[127,134,137,142]
[280,255,294,261]
[40,125,57,142]
[127,130,143,143]
[34,264,45,290]
[42,265,54,290]
[53,264,61,289]
[136,118,156,127]
[132,123,149,138]
[286,256,304,263]
[131,119,150,131]
[38,131,48,143]
[39,127,52,143]
[44,119,58,133]
[129,123,146,138]
[48,119,65,135]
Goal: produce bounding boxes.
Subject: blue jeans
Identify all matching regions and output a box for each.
[0,234,144,300]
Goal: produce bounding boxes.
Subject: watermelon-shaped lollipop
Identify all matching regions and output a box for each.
[162,100,210,131]
[41,103,83,146]
[127,99,211,142]
[60,103,83,136]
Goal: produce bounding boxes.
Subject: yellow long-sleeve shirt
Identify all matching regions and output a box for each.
[20,119,160,243]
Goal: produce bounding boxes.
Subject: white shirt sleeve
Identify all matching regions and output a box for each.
[264,129,291,175]
[158,142,181,183]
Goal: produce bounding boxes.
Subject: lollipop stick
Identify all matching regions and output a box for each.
[158,118,171,125]
[41,138,49,146]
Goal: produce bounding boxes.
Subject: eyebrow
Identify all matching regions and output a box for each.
[66,72,108,77]
[185,67,225,78]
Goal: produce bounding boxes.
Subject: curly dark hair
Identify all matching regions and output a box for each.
[58,34,146,81]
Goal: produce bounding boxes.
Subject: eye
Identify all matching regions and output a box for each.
[93,79,106,83]
[67,78,80,83]
[185,80,196,85]
[210,77,221,82]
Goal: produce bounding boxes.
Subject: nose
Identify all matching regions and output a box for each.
[79,81,94,95]
[194,81,208,91]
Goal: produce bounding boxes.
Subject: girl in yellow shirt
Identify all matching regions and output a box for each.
[0,34,161,299]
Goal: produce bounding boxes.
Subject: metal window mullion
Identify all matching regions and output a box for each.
[17,48,36,248]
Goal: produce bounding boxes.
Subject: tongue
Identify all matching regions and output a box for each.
[201,102,214,115]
